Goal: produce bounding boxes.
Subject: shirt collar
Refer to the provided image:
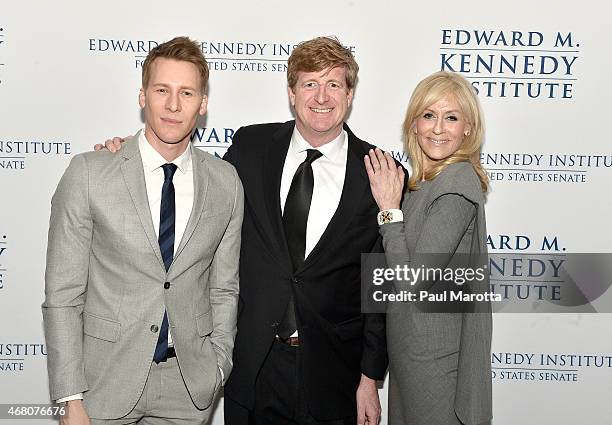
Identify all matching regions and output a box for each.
[290,126,347,162]
[138,129,192,174]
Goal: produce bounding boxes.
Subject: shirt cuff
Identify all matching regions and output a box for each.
[56,393,83,403]
[219,366,225,384]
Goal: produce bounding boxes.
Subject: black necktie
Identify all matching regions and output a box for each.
[153,163,177,363]
[277,149,323,338]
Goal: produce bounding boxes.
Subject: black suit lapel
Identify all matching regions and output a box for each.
[262,122,294,272]
[301,125,370,272]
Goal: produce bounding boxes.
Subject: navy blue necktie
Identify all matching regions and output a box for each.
[277,149,323,338]
[153,163,177,363]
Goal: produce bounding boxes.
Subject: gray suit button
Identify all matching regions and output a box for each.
[151,325,159,333]
[164,282,171,289]
[291,277,301,284]
[271,321,280,328]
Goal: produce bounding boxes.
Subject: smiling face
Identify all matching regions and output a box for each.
[288,66,353,147]
[139,57,207,159]
[414,95,471,172]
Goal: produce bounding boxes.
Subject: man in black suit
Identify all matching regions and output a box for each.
[223,36,387,425]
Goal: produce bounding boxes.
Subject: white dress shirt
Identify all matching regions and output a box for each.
[139,130,194,259]
[280,128,347,257]
[279,128,348,337]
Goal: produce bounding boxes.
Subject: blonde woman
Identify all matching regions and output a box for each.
[365,71,492,425]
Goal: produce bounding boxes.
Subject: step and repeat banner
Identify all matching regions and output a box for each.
[1,1,611,424]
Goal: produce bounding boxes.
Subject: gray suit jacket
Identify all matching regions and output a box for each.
[42,133,243,419]
[380,162,492,425]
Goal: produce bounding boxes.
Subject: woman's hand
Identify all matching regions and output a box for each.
[364,148,405,211]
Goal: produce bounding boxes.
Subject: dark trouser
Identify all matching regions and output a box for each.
[225,340,356,425]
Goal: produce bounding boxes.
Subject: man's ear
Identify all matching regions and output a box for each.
[138,88,146,108]
[287,86,296,107]
[347,88,354,108]
[199,94,208,116]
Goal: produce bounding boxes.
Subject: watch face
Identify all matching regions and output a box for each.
[380,210,393,224]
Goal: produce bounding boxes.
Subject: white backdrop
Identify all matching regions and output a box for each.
[1,1,612,424]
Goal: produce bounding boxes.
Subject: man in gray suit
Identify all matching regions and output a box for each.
[42,36,243,425]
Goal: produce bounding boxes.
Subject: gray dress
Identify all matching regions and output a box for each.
[380,162,492,425]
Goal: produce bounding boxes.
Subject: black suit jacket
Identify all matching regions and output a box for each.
[223,120,388,420]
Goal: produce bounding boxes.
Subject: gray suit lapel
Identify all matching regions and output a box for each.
[174,145,209,262]
[120,132,166,272]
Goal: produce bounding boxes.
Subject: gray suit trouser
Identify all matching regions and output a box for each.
[90,357,212,425]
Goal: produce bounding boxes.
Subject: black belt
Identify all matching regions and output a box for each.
[167,346,176,358]
[276,336,300,347]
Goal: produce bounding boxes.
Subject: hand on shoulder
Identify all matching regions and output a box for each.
[93,136,127,153]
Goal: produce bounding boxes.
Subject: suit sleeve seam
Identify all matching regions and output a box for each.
[85,155,92,220]
[231,166,240,216]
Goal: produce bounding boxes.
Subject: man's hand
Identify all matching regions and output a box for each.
[59,400,91,425]
[93,136,126,152]
[356,373,381,425]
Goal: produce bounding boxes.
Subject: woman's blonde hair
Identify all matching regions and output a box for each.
[403,71,488,192]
